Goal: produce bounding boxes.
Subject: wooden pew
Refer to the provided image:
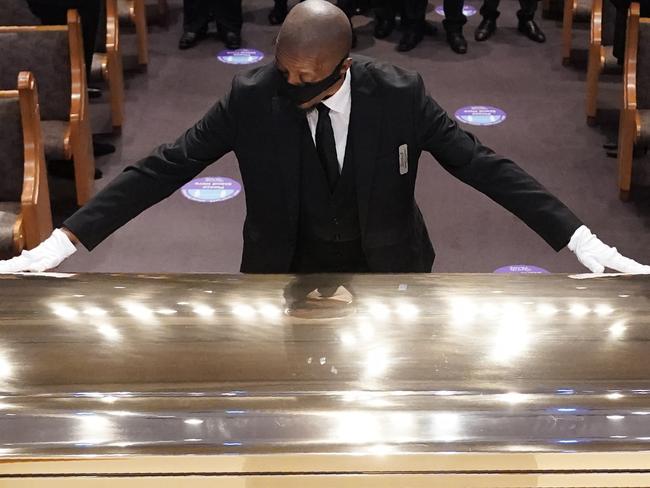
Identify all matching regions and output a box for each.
[585,0,621,124]
[92,0,126,131]
[0,10,95,206]
[0,72,53,258]
[118,0,149,67]
[0,0,126,134]
[617,2,650,200]
[562,0,593,65]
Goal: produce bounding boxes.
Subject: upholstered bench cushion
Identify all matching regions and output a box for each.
[638,110,650,146]
[41,120,70,160]
[0,98,24,202]
[0,202,20,255]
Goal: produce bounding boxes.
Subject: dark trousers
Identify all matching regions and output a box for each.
[611,0,650,63]
[183,0,242,34]
[478,0,539,22]
[374,0,430,31]
[26,0,100,76]
[441,0,468,31]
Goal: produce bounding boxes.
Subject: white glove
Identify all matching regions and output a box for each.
[568,225,650,274]
[0,228,77,273]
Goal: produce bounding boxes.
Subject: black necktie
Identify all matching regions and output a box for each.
[315,103,340,192]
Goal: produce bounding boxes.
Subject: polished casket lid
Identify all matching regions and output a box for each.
[0,272,649,457]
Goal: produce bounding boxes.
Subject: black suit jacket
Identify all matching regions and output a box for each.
[64,56,583,273]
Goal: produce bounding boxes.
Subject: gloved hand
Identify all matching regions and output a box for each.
[0,228,77,273]
[568,225,650,273]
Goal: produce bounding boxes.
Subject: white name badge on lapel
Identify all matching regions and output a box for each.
[398,144,408,175]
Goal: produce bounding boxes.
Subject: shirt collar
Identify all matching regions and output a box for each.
[321,69,351,114]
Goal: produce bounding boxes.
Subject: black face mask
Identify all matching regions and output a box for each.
[277,57,347,106]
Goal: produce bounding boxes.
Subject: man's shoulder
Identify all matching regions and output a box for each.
[231,63,278,94]
[351,55,422,91]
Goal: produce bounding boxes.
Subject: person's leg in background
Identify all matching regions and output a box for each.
[474,0,499,41]
[214,0,243,49]
[373,0,397,39]
[336,0,358,47]
[516,0,545,42]
[269,0,289,25]
[179,0,210,49]
[397,0,427,51]
[26,0,100,78]
[443,0,468,52]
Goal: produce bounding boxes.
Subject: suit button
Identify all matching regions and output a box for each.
[333,218,339,225]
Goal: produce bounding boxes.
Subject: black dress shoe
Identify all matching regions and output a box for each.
[475,18,496,41]
[88,87,102,99]
[518,19,546,42]
[397,29,423,52]
[374,17,395,39]
[446,30,468,54]
[178,30,206,50]
[223,31,242,49]
[268,4,287,25]
[92,141,115,157]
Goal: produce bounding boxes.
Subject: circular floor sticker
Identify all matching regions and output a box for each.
[455,106,507,126]
[494,265,550,274]
[181,177,242,203]
[217,49,264,65]
[435,5,477,16]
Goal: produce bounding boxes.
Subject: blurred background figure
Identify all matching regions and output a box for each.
[179,0,242,50]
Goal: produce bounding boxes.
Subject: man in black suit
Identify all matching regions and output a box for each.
[179,0,242,50]
[1,0,648,275]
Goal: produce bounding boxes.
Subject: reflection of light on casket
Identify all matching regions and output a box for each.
[364,347,390,378]
[83,306,107,317]
[340,331,357,347]
[75,414,114,445]
[609,321,627,339]
[0,401,14,410]
[480,302,501,319]
[357,319,375,340]
[0,355,12,379]
[430,413,461,441]
[121,301,154,320]
[499,392,527,404]
[51,304,78,320]
[258,303,281,319]
[607,415,625,421]
[366,444,396,455]
[569,304,590,317]
[367,301,390,320]
[536,303,558,316]
[97,323,121,342]
[156,308,177,315]
[607,392,624,400]
[333,412,381,443]
[193,304,215,317]
[395,302,419,319]
[232,304,256,319]
[490,306,529,362]
[184,418,204,425]
[448,297,477,325]
[595,304,614,317]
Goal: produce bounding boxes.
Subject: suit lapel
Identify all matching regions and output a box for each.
[349,61,380,238]
[271,94,303,237]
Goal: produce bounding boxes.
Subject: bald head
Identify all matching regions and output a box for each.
[276,0,352,62]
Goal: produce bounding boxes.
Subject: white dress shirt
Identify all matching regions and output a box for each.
[305,70,352,172]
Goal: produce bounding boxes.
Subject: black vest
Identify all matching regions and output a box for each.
[291,119,367,272]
